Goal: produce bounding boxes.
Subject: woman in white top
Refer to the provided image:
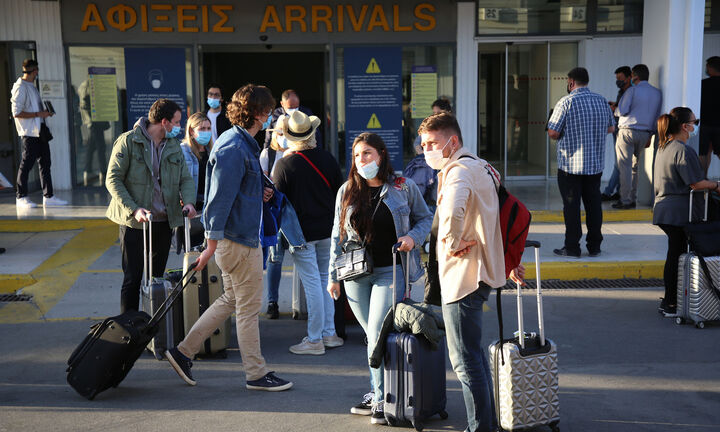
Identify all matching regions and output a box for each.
[260,129,289,319]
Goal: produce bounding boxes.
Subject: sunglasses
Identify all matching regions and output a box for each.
[687,119,700,126]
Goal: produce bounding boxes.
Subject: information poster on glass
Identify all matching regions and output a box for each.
[410,66,437,119]
[344,47,403,171]
[88,67,119,122]
[124,47,186,129]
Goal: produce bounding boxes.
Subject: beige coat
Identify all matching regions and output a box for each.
[436,147,505,304]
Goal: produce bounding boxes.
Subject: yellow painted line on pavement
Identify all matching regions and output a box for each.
[0,218,114,232]
[531,209,652,223]
[0,274,36,293]
[522,260,664,280]
[0,223,118,324]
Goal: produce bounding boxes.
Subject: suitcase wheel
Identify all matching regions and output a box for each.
[675,317,685,325]
[386,416,397,427]
[439,410,448,420]
[550,420,560,432]
[696,321,705,329]
[412,420,423,431]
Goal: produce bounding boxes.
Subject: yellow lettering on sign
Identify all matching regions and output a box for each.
[367,5,389,31]
[346,5,368,32]
[140,4,148,31]
[393,5,412,31]
[178,5,198,33]
[311,5,333,32]
[337,4,344,32]
[106,4,137,32]
[367,114,382,129]
[414,3,436,31]
[212,5,233,32]
[260,6,283,32]
[151,4,173,32]
[285,5,307,32]
[81,3,106,31]
[201,5,209,32]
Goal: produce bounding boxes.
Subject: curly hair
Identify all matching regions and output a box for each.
[226,84,275,129]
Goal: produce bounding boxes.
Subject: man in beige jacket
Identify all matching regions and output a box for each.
[419,113,522,432]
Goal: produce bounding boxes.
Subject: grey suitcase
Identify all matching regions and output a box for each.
[384,244,448,431]
[675,190,720,328]
[181,214,231,356]
[489,241,560,432]
[140,214,184,360]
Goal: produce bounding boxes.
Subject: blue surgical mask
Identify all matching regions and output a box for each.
[165,125,182,139]
[278,136,289,149]
[262,113,272,130]
[207,97,221,109]
[195,130,212,145]
[357,160,379,180]
[689,123,699,138]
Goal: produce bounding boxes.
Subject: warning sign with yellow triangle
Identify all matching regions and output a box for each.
[367,113,382,128]
[365,58,381,74]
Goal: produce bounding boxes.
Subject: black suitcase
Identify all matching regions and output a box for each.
[66,265,196,400]
[384,244,448,431]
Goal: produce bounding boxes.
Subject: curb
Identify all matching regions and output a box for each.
[531,209,652,223]
[0,274,36,294]
[521,260,664,280]
[0,219,114,232]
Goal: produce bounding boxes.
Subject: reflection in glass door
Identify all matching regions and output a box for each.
[477,42,577,179]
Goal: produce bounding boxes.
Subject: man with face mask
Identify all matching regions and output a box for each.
[419,112,524,432]
[106,98,196,313]
[204,84,232,143]
[265,89,321,148]
[11,59,66,208]
[699,56,720,175]
[601,66,632,201]
[548,68,615,258]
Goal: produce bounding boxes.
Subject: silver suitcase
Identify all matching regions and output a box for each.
[489,241,560,432]
[676,190,720,328]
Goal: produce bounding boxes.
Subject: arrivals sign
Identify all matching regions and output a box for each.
[344,47,403,171]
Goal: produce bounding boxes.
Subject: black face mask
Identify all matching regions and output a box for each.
[616,80,626,88]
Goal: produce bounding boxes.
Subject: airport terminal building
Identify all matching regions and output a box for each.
[0,0,718,205]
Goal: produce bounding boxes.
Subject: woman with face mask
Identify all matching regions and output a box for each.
[259,128,290,319]
[177,112,213,250]
[653,107,718,317]
[327,132,432,424]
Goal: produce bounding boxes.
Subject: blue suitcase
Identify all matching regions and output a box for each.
[383,245,448,431]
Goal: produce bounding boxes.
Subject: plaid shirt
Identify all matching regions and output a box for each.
[548,87,614,175]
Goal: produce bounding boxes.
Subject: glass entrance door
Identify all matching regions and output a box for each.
[477,42,577,179]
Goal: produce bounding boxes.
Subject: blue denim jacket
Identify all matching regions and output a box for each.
[203,126,263,247]
[329,177,432,283]
[180,142,199,197]
[278,194,307,250]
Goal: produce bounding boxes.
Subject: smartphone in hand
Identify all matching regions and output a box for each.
[44,101,55,115]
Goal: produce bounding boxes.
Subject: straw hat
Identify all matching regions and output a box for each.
[284,110,321,142]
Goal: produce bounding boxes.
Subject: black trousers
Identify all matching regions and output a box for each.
[658,224,686,305]
[119,221,172,313]
[557,169,603,253]
[16,135,53,198]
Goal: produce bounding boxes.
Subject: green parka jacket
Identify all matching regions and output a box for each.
[105,122,196,229]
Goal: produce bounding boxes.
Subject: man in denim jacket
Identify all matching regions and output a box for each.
[165,84,293,392]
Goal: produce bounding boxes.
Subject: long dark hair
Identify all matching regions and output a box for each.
[339,133,395,242]
[657,107,694,149]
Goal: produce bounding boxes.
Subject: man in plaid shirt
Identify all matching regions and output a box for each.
[547,67,615,258]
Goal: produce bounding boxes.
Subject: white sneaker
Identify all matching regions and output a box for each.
[16,197,37,208]
[323,334,345,348]
[43,196,68,207]
[289,337,325,355]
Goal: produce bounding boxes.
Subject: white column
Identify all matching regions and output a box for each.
[637,0,705,205]
[455,2,478,153]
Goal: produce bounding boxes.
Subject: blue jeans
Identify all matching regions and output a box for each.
[266,244,285,304]
[290,238,335,342]
[344,265,405,403]
[442,285,497,432]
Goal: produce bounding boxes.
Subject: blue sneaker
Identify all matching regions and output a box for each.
[165,347,196,386]
[246,371,293,392]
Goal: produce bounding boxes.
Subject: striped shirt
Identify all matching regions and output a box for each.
[548,87,614,175]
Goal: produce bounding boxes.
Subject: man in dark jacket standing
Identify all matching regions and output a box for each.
[699,57,720,175]
[105,98,196,313]
[204,84,232,143]
[265,89,322,148]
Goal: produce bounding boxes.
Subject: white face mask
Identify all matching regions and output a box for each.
[278,136,289,149]
[424,137,453,170]
[357,160,380,180]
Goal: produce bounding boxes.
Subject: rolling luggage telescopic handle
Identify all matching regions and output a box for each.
[391,242,411,316]
[688,190,709,253]
[142,212,154,286]
[182,209,191,252]
[516,241,545,349]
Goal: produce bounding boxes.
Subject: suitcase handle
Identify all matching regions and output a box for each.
[183,209,191,253]
[391,242,411,316]
[515,241,545,349]
[688,190,710,253]
[142,212,154,286]
[147,262,198,329]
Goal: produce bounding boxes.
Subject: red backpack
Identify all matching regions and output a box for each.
[459,156,532,278]
[485,164,532,278]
